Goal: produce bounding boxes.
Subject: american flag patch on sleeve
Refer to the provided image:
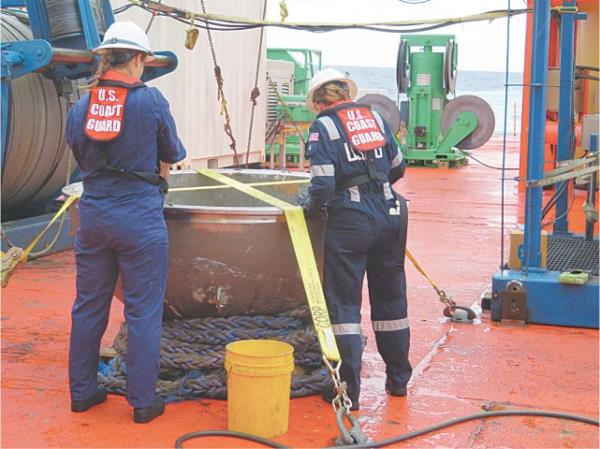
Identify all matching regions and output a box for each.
[309,132,319,142]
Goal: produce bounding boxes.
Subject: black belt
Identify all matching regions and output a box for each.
[338,158,389,190]
[95,152,169,194]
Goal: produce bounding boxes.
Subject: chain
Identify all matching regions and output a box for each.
[200,0,239,165]
[323,356,368,445]
[145,0,161,33]
[435,286,457,309]
[322,357,353,414]
[245,0,268,167]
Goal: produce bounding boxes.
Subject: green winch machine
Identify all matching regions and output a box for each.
[397,35,495,167]
[266,48,321,165]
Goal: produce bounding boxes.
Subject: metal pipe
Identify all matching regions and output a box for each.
[523,0,551,271]
[585,134,598,241]
[554,0,577,235]
[47,47,175,67]
[500,0,512,269]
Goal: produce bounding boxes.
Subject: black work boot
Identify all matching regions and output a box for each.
[71,388,108,412]
[321,385,359,411]
[134,397,165,424]
[385,378,407,397]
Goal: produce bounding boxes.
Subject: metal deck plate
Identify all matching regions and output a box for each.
[547,235,599,276]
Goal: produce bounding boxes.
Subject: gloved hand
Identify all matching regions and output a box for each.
[297,189,323,218]
[297,189,312,209]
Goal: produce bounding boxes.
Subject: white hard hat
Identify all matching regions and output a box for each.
[305,68,358,112]
[96,21,153,54]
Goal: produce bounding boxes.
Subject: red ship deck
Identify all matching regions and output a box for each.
[2,138,598,448]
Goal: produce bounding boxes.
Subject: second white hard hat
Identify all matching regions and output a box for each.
[305,68,358,112]
[96,21,153,55]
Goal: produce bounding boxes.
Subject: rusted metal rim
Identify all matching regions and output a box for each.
[64,168,311,218]
[166,168,308,216]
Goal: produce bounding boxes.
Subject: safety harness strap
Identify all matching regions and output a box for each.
[89,78,168,193]
[94,152,169,193]
[337,171,388,190]
[97,79,146,89]
[337,156,389,190]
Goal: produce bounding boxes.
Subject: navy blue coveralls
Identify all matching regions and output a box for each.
[66,71,186,408]
[300,102,412,401]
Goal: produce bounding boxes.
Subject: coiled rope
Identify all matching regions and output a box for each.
[98,307,330,402]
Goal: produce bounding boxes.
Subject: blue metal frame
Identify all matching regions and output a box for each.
[522,0,551,271]
[0,0,26,6]
[1,40,54,80]
[491,0,598,329]
[492,271,599,328]
[78,0,102,49]
[585,134,598,241]
[1,0,177,255]
[101,0,115,31]
[554,1,586,234]
[24,0,52,41]
[1,0,177,166]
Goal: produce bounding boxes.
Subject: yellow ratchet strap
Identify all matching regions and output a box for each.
[21,195,79,262]
[405,249,442,292]
[1,195,79,287]
[197,169,340,362]
[169,178,308,192]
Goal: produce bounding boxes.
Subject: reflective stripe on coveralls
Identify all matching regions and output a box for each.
[317,116,341,140]
[333,318,410,334]
[310,164,335,177]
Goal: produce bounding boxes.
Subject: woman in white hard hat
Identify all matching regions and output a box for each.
[66,21,186,423]
[299,68,411,410]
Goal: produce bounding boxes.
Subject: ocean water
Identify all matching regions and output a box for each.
[335,65,524,136]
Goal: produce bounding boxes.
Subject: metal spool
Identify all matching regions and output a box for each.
[46,0,106,43]
[1,13,77,217]
[444,40,457,95]
[441,95,495,149]
[356,93,402,136]
[396,39,409,94]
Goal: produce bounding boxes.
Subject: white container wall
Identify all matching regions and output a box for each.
[113,0,267,167]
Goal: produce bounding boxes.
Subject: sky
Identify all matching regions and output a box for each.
[265,0,528,72]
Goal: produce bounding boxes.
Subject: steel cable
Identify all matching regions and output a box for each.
[116,3,530,34]
[175,410,599,448]
[1,13,77,217]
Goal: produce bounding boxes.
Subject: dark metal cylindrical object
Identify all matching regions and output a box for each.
[46,0,106,45]
[1,13,77,218]
[65,170,326,319]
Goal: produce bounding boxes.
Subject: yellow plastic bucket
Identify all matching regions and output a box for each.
[224,339,295,438]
